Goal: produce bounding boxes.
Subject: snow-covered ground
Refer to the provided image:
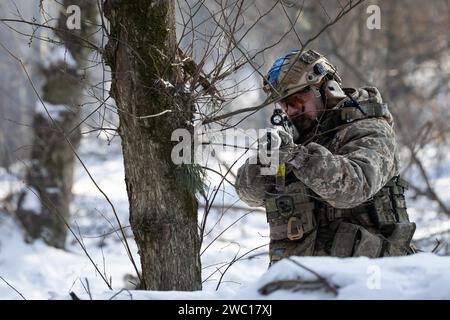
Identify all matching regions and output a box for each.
[1,134,450,300]
[69,253,450,300]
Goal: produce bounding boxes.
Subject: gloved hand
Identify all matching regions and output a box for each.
[277,129,296,163]
[257,128,298,168]
[277,129,294,148]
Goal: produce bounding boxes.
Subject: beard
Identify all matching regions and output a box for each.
[288,95,325,135]
[289,112,317,136]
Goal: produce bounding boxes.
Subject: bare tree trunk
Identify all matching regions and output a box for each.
[16,0,97,248]
[103,1,202,290]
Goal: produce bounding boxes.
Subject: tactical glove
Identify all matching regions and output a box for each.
[277,129,297,163]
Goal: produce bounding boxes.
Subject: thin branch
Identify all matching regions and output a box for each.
[0,276,26,300]
[215,243,268,290]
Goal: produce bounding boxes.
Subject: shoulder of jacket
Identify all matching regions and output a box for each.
[356,86,383,104]
[334,86,393,126]
[334,117,395,147]
[339,86,383,104]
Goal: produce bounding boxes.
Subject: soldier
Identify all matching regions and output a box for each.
[235,49,416,265]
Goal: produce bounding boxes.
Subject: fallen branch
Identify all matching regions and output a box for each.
[258,257,338,296]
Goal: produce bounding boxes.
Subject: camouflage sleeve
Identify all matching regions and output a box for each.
[287,118,398,208]
[235,157,274,208]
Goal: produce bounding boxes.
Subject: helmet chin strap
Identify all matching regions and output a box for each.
[311,85,322,99]
[310,84,328,112]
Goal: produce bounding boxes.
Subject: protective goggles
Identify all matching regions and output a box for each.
[275,86,315,110]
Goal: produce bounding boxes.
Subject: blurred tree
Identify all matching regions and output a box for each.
[0,2,42,169]
[15,0,97,248]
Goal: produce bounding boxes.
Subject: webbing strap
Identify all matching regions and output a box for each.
[266,202,315,221]
[340,102,389,122]
[308,102,390,142]
[317,203,371,222]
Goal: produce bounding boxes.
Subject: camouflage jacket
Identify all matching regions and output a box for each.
[235,87,399,210]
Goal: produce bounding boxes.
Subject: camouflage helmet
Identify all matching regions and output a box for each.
[263,49,341,101]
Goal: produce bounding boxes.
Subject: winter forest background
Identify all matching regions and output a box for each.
[1,0,450,300]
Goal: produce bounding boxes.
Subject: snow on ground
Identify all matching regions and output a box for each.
[0,213,136,299]
[1,134,450,299]
[51,253,450,300]
[0,134,269,299]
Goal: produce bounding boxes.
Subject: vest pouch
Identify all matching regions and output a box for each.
[331,222,383,258]
[371,188,397,228]
[269,230,317,265]
[266,195,316,241]
[268,206,316,240]
[383,222,416,256]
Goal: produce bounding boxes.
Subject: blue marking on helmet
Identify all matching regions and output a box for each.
[266,49,300,87]
[267,57,284,86]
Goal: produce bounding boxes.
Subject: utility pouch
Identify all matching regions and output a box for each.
[331,222,383,258]
[266,195,316,241]
[371,188,397,229]
[269,230,317,265]
[383,222,416,256]
[390,177,410,223]
[370,176,411,233]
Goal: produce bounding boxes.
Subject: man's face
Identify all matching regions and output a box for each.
[277,86,323,132]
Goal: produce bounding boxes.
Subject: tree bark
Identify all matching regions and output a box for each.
[103,0,202,290]
[16,0,97,248]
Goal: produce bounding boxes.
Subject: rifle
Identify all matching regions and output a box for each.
[258,108,299,193]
